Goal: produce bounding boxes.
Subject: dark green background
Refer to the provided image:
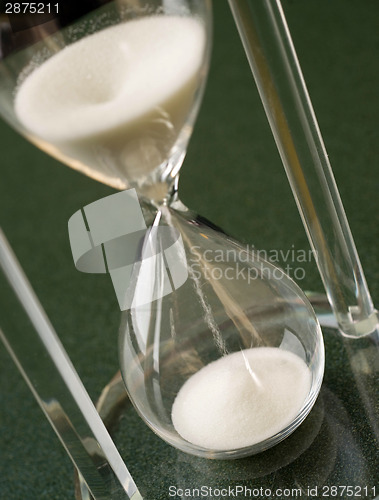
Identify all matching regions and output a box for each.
[0,1,378,499]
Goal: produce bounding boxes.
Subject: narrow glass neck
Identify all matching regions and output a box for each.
[136,171,180,208]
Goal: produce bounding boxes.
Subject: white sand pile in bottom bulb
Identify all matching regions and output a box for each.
[171,347,311,450]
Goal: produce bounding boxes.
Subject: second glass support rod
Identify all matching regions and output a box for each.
[229,0,378,337]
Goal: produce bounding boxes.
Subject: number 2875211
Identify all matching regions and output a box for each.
[5,3,59,14]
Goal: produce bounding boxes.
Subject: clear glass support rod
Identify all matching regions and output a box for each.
[0,228,142,500]
[228,0,378,337]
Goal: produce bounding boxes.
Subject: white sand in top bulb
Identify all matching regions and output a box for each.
[171,347,312,450]
[15,16,205,142]
[14,16,205,186]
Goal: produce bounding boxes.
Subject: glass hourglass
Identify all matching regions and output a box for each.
[0,0,324,459]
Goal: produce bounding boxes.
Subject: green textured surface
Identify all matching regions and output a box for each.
[0,1,378,499]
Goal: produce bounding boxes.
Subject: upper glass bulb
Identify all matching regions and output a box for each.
[0,0,212,197]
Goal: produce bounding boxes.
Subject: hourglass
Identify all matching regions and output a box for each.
[0,0,324,460]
